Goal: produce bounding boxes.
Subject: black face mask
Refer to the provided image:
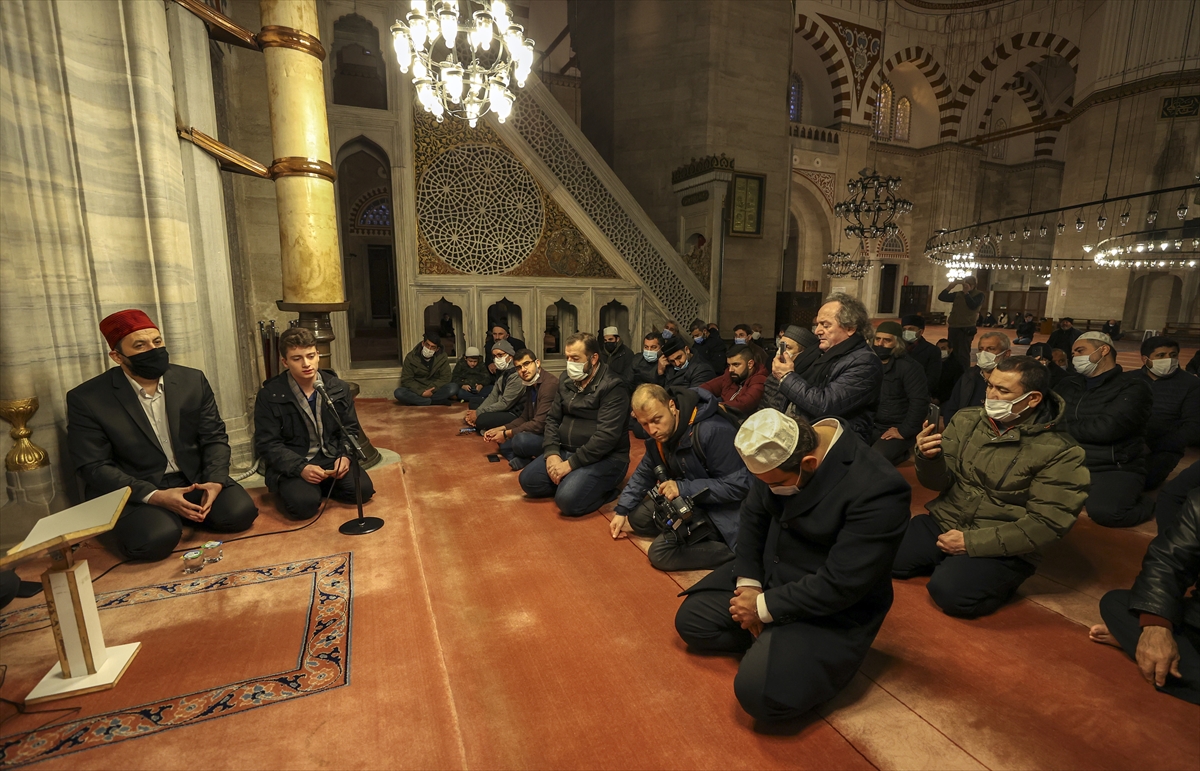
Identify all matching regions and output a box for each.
[603,341,619,353]
[124,347,170,379]
[873,344,894,360]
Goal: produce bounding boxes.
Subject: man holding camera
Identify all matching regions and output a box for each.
[611,384,752,571]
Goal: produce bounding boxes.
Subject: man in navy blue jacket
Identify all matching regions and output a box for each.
[611,384,752,571]
[674,408,910,722]
[1136,336,1200,490]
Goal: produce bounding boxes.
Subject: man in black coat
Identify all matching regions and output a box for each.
[770,293,882,443]
[1046,318,1082,363]
[662,334,716,389]
[519,333,631,517]
[67,310,257,561]
[870,322,930,465]
[1054,332,1154,527]
[599,326,635,389]
[254,327,375,520]
[689,319,727,375]
[484,324,526,375]
[1014,313,1037,345]
[675,408,910,722]
[900,314,941,393]
[1136,336,1200,490]
[932,338,964,405]
[1092,488,1200,704]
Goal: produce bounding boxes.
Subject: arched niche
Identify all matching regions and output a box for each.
[337,136,398,366]
[424,298,463,358]
[544,299,579,357]
[599,300,630,345]
[789,177,835,291]
[486,298,525,344]
[332,14,387,110]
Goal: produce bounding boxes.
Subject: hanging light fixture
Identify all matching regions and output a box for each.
[392,0,534,127]
[1147,209,1158,224]
[834,168,913,240]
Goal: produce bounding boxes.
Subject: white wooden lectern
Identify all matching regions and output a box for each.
[1,487,140,704]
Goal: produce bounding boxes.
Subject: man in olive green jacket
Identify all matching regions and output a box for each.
[394,332,456,406]
[893,356,1089,618]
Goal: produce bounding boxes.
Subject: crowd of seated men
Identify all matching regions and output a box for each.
[46,295,1200,725]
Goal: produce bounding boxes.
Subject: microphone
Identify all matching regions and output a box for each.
[313,380,331,400]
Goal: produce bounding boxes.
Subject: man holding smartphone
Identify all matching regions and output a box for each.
[895,356,1088,618]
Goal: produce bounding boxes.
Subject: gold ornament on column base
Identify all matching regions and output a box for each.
[0,398,50,472]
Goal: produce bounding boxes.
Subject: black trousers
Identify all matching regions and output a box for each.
[891,514,1036,618]
[869,428,912,466]
[1155,460,1200,534]
[675,587,876,722]
[626,495,734,572]
[104,474,258,562]
[475,409,518,433]
[948,326,976,369]
[1144,450,1186,491]
[1099,589,1200,705]
[1086,470,1154,528]
[275,453,376,521]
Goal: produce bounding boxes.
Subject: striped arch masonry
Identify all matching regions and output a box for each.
[795,14,852,120]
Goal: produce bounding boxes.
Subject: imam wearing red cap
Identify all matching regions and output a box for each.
[65,310,257,561]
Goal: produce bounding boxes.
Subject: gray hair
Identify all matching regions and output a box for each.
[823,292,872,338]
[979,330,1011,351]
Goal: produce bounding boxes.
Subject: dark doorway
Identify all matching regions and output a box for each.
[877,264,899,314]
[367,245,397,320]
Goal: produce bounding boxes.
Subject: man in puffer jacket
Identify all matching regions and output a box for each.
[1054,331,1154,527]
[1092,488,1200,704]
[896,356,1089,618]
[770,293,881,443]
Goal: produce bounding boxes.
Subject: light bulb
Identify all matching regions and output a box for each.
[408,12,428,49]
[474,14,492,50]
[1023,226,1031,239]
[440,9,457,47]
[491,0,509,27]
[492,86,513,122]
[392,27,412,72]
[504,24,523,53]
[465,94,482,127]
[1057,222,1066,235]
[1009,229,1017,241]
[413,58,428,79]
[1097,214,1107,230]
[1161,241,1170,250]
[1178,204,1189,220]
[1147,209,1158,224]
[1119,211,1130,226]
[1039,225,1047,237]
[441,61,464,104]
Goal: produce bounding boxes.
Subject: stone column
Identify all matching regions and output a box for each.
[258,0,379,465]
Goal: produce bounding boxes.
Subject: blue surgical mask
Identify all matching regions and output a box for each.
[674,360,689,371]
[662,329,674,339]
[643,350,659,363]
[693,336,706,345]
[734,338,748,345]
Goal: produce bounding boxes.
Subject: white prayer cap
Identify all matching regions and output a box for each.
[1077,331,1113,348]
[464,346,482,357]
[603,326,619,337]
[734,408,799,474]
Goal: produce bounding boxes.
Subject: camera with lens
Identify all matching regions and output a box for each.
[648,464,712,544]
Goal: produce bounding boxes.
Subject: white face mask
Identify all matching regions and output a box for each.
[493,355,511,371]
[975,350,1001,370]
[643,349,659,362]
[751,331,761,340]
[1073,352,1099,376]
[565,360,590,382]
[770,484,801,497]
[1149,358,1178,377]
[984,391,1033,422]
[902,330,919,343]
[940,349,951,360]
[420,346,436,359]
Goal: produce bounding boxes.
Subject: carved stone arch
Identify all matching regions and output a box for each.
[942,31,1080,139]
[795,13,852,120]
[348,186,392,236]
[864,46,952,126]
[335,134,390,171]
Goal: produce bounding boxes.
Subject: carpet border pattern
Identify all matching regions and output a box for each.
[0,552,353,768]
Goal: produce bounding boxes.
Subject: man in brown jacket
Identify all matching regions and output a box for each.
[894,356,1089,618]
[483,349,559,471]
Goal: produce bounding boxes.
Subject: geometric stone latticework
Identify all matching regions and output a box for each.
[416,144,544,275]
[510,95,700,324]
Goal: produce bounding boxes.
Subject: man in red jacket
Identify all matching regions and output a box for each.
[700,346,767,416]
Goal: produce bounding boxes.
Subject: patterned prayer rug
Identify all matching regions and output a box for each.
[0,553,352,768]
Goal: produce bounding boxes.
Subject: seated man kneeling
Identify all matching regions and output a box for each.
[674,409,910,722]
[395,332,456,406]
[68,310,257,561]
[482,350,559,471]
[897,356,1088,618]
[255,328,375,520]
[465,340,526,432]
[611,384,752,571]
[519,333,631,517]
[1091,489,1200,704]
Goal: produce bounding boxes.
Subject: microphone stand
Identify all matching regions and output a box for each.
[316,382,384,536]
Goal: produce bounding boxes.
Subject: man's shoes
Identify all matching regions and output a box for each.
[509,457,530,472]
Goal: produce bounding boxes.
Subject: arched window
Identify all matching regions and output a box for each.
[894,97,911,143]
[788,73,803,123]
[358,197,392,228]
[991,119,1008,160]
[874,81,894,141]
[881,232,907,258]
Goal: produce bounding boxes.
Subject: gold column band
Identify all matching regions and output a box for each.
[269,157,337,182]
[258,25,326,61]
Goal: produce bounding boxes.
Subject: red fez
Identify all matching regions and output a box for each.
[99,309,158,350]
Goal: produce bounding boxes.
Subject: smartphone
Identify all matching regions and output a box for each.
[926,403,941,430]
[458,426,477,435]
[486,453,501,463]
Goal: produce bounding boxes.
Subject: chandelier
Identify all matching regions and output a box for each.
[834,168,913,240]
[823,243,871,279]
[391,0,535,127]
